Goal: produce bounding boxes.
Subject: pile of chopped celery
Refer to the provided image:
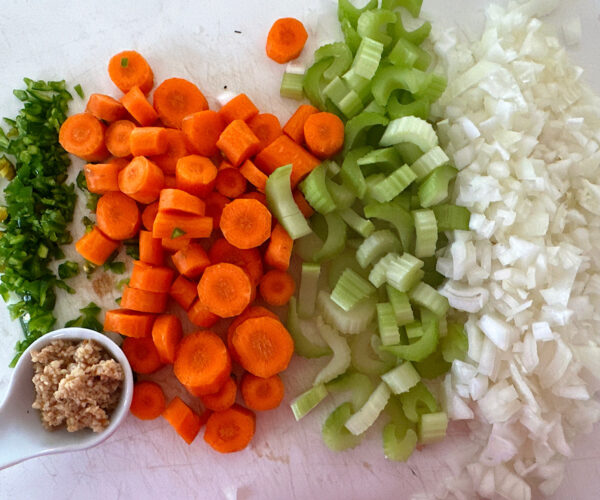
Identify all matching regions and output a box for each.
[271,0,472,461]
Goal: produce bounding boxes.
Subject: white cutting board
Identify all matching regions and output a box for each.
[1,1,600,499]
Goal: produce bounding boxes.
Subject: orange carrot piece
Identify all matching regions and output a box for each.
[59,113,108,162]
[96,191,141,241]
[86,93,127,123]
[204,191,230,229]
[239,159,268,193]
[239,191,267,206]
[151,314,183,364]
[152,211,213,239]
[172,242,210,279]
[166,276,195,312]
[264,223,293,271]
[200,377,237,412]
[219,160,235,171]
[109,157,130,170]
[282,104,319,144]
[108,50,154,95]
[182,110,226,157]
[164,175,177,188]
[158,188,205,216]
[173,331,232,395]
[204,404,256,453]
[219,94,259,124]
[240,373,284,411]
[122,336,163,374]
[121,86,158,126]
[226,305,278,363]
[130,381,166,420]
[150,129,189,175]
[121,285,168,314]
[188,299,219,328]
[248,113,282,150]
[129,260,175,293]
[118,156,165,204]
[162,236,191,253]
[220,198,272,249]
[75,226,119,266]
[266,17,308,64]
[176,154,218,198]
[103,308,155,338]
[129,127,168,157]
[139,230,164,266]
[293,189,314,217]
[216,119,261,167]
[163,397,203,445]
[303,111,345,159]
[142,201,160,231]
[153,77,209,129]
[254,134,320,187]
[232,316,294,378]
[84,163,120,194]
[197,263,253,318]
[105,119,136,158]
[259,269,296,306]
[208,237,263,287]
[215,167,247,198]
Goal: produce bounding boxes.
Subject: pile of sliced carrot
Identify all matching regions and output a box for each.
[61,47,329,453]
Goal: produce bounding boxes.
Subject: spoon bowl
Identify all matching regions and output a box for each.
[0,327,133,470]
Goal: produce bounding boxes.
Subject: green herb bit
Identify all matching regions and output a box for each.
[65,302,103,332]
[74,84,84,99]
[116,278,130,290]
[171,227,186,239]
[121,57,129,67]
[58,260,79,279]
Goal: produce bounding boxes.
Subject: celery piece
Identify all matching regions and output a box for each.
[372,65,426,106]
[388,38,431,70]
[382,361,421,394]
[324,76,350,107]
[415,73,447,102]
[341,17,362,54]
[312,212,347,263]
[314,42,353,81]
[314,317,352,385]
[432,204,470,231]
[331,268,376,311]
[303,58,332,109]
[337,89,364,119]
[338,0,378,28]
[356,229,401,268]
[293,231,323,261]
[371,164,417,203]
[363,200,415,252]
[353,36,384,79]
[381,315,439,361]
[387,94,430,120]
[382,0,423,17]
[351,330,396,375]
[291,383,328,420]
[441,322,468,363]
[280,72,305,100]
[344,113,388,154]
[405,320,424,340]
[345,381,391,435]
[287,297,332,359]
[418,412,448,444]
[418,164,458,208]
[298,262,321,318]
[357,9,397,48]
[409,282,449,317]
[363,173,386,205]
[326,371,375,411]
[410,145,450,181]
[382,421,418,462]
[369,252,402,288]
[385,252,424,291]
[364,100,387,115]
[357,147,404,176]
[300,163,337,215]
[342,68,373,103]
[396,142,424,165]
[327,248,369,290]
[377,302,400,346]
[340,146,370,198]
[322,402,363,451]
[400,382,439,422]
[393,15,431,46]
[319,290,376,335]
[326,160,341,177]
[380,116,438,151]
[266,164,312,239]
[386,285,414,325]
[326,177,356,210]
[339,208,375,238]
[414,349,451,379]
[412,209,437,258]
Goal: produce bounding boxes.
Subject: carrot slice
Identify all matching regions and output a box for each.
[248,113,282,150]
[204,404,256,453]
[282,104,319,144]
[232,316,294,378]
[293,189,314,218]
[139,229,164,266]
[176,154,218,198]
[303,111,345,159]
[188,299,219,328]
[266,17,308,64]
[217,119,261,167]
[172,242,210,279]
[158,188,206,216]
[152,211,213,239]
[151,314,183,364]
[129,261,175,293]
[220,198,272,250]
[204,191,230,229]
[197,263,253,318]
[153,77,209,129]
[129,127,168,157]
[226,305,278,363]
[105,119,136,158]
[108,50,154,95]
[96,191,141,241]
[84,162,120,194]
[259,269,296,306]
[142,201,160,231]
[109,157,130,171]
[130,381,166,420]
[122,336,163,374]
[162,236,191,253]
[150,129,189,175]
[173,331,232,395]
[239,159,268,193]
[219,93,259,124]
[121,285,168,313]
[239,191,267,206]
[163,397,203,445]
[86,93,127,123]
[59,113,108,162]
[240,373,284,411]
[121,86,158,126]
[215,167,247,198]
[103,309,155,338]
[169,274,198,310]
[264,223,293,271]
[200,377,237,412]
[182,110,226,157]
[118,156,165,204]
[75,226,119,266]
[208,237,263,287]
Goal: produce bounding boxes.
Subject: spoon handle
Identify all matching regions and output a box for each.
[0,400,47,470]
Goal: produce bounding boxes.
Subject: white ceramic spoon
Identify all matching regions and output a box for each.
[0,327,133,470]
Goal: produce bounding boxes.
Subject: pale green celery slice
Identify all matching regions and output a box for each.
[410,146,450,181]
[379,116,438,152]
[291,383,328,420]
[405,320,424,340]
[371,65,426,106]
[392,13,431,46]
[337,89,364,118]
[314,42,353,81]
[432,204,471,231]
[386,285,414,326]
[303,58,331,109]
[314,317,352,385]
[399,382,439,423]
[370,333,398,364]
[287,296,331,359]
[387,94,431,120]
[345,381,391,435]
[338,0,378,28]
[418,412,448,444]
[322,402,363,451]
[352,36,384,79]
[357,147,404,176]
[324,76,349,104]
[357,9,397,47]
[338,207,375,238]
[331,268,376,311]
[409,281,449,317]
[342,67,372,103]
[318,290,376,335]
[344,114,388,154]
[380,317,439,361]
[414,73,447,102]
[371,164,417,203]
[377,302,400,346]
[385,252,424,292]
[382,417,418,462]
[363,200,414,252]
[298,262,321,318]
[313,212,347,263]
[327,248,369,290]
[326,177,356,210]
[396,142,424,165]
[382,0,423,18]
[388,37,431,70]
[356,229,401,268]
[364,100,387,115]
[280,72,305,100]
[441,322,468,363]
[352,330,396,375]
[326,160,341,177]
[340,146,371,197]
[413,209,437,258]
[293,231,323,261]
[418,164,458,208]
[363,173,386,205]
[326,371,375,411]
[369,252,402,288]
[300,163,337,215]
[381,361,421,394]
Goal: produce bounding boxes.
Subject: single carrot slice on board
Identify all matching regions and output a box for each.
[259,269,296,306]
[152,211,213,239]
[219,93,259,124]
[282,104,319,144]
[59,113,108,162]
[216,119,261,167]
[248,113,282,150]
[130,381,166,420]
[158,188,206,216]
[95,191,141,241]
[187,299,219,329]
[121,86,158,126]
[129,127,168,157]
[219,198,272,250]
[172,242,210,279]
[121,285,168,314]
[176,155,218,198]
[139,230,164,266]
[108,50,154,95]
[226,305,278,363]
[122,336,163,374]
[86,93,127,123]
[239,159,268,193]
[208,237,263,287]
[266,17,308,64]
[84,163,120,194]
[169,274,198,310]
[240,373,285,411]
[75,226,119,266]
[197,263,253,318]
[118,156,165,204]
[215,167,247,198]
[264,223,293,271]
[129,261,175,293]
[204,404,256,453]
[303,111,345,159]
[105,119,136,158]
[150,129,189,175]
[153,77,209,129]
[151,314,183,364]
[182,110,226,157]
[200,377,237,412]
[163,397,203,445]
[103,309,155,338]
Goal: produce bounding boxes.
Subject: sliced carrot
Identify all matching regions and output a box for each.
[122,336,163,374]
[240,373,284,411]
[219,93,259,124]
[188,299,219,328]
[182,110,226,157]
[173,331,231,396]
[239,191,267,206]
[96,191,141,241]
[293,189,314,218]
[108,50,154,95]
[153,77,209,129]
[254,134,320,187]
[204,404,256,453]
[248,113,282,150]
[239,159,268,193]
[121,86,158,126]
[226,305,278,363]
[152,211,213,239]
[176,154,218,198]
[129,260,175,293]
[118,156,165,204]
[105,119,136,158]
[169,274,198,310]
[130,381,166,420]
[86,93,127,123]
[215,167,247,198]
[219,160,235,171]
[121,285,168,314]
[142,201,160,231]
[216,119,261,167]
[231,316,294,378]
[264,223,293,271]
[259,269,296,306]
[103,309,155,338]
[139,229,164,266]
[172,242,210,279]
[151,314,183,364]
[150,129,189,175]
[303,111,345,159]
[158,188,206,216]
[220,198,272,249]
[84,162,120,194]
[163,397,203,445]
[197,263,253,318]
[109,157,130,170]
[129,127,168,157]
[282,104,319,144]
[59,112,108,162]
[162,236,191,253]
[204,191,230,229]
[208,237,263,287]
[266,17,308,64]
[200,377,237,412]
[75,226,119,266]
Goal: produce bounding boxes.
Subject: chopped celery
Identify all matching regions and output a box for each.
[291,383,328,420]
[410,145,450,181]
[379,116,438,152]
[371,65,426,106]
[322,403,363,451]
[393,14,431,46]
[340,146,370,197]
[405,320,424,340]
[319,290,376,335]
[300,163,337,215]
[415,73,447,102]
[400,381,439,422]
[369,252,402,288]
[342,68,372,102]
[377,302,400,346]
[353,37,384,79]
[298,262,321,318]
[364,100,387,114]
[418,412,448,444]
[351,330,396,375]
[414,349,451,379]
[387,93,430,120]
[312,212,347,263]
[280,72,304,100]
[363,173,387,204]
[345,381,391,435]
[382,361,421,394]
[441,322,468,363]
[396,142,424,165]
[418,164,457,208]
[381,317,438,361]
[326,371,375,411]
[370,164,417,203]
[385,252,424,292]
[432,204,471,231]
[324,76,350,105]
[326,160,341,177]
[388,38,431,70]
[344,113,388,154]
[357,9,397,47]
[382,0,423,17]
[326,177,356,209]
[314,42,353,81]
[412,209,437,258]
[357,147,404,176]
[383,417,418,461]
[338,0,378,28]
[331,268,376,311]
[314,317,352,385]
[293,231,323,261]
[303,58,332,109]
[339,208,375,238]
[356,229,401,268]
[409,282,449,317]
[363,200,415,252]
[327,248,369,290]
[287,297,332,359]
[341,17,362,54]
[386,285,414,325]
[338,89,364,118]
